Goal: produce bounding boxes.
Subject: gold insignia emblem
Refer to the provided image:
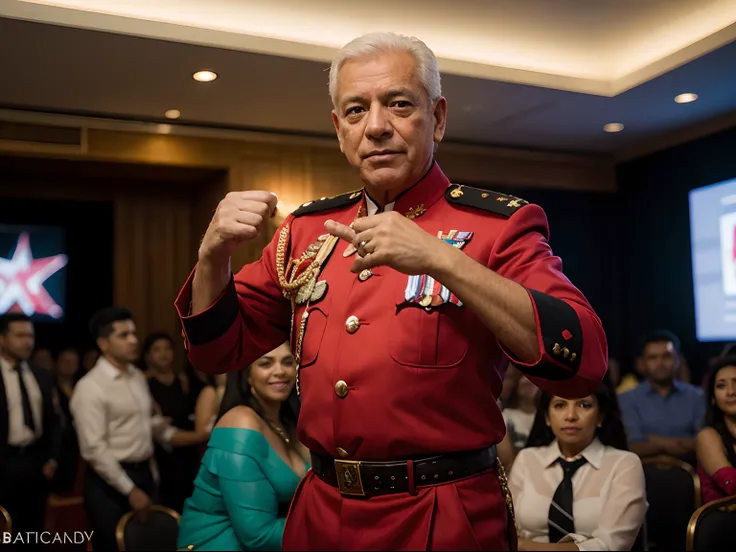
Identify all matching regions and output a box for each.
[405,204,426,220]
[349,191,362,200]
[450,186,464,198]
[507,198,526,208]
[310,280,328,303]
[496,196,508,202]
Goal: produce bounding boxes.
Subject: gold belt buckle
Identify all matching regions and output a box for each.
[334,459,365,496]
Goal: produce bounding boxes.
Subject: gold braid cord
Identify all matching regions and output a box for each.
[276,222,340,395]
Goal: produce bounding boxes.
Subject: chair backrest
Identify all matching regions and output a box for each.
[115,505,180,551]
[686,494,736,551]
[0,505,11,535]
[642,456,700,551]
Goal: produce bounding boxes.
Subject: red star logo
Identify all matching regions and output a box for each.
[0,233,68,319]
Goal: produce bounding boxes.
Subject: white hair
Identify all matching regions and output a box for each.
[328,32,442,108]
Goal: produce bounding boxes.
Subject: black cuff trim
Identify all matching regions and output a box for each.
[520,289,583,381]
[182,277,239,346]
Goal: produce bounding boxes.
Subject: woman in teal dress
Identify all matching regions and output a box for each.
[177,342,309,551]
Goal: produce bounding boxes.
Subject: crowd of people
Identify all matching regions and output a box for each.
[2,311,735,551]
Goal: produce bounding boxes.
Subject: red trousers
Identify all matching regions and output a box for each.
[283,467,516,551]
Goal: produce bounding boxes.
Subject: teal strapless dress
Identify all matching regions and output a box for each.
[177,427,309,551]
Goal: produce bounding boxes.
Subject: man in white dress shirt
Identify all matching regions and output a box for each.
[0,313,63,536]
[70,307,175,551]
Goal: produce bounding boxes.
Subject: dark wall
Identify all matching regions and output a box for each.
[616,125,736,382]
[0,196,114,355]
[468,182,622,362]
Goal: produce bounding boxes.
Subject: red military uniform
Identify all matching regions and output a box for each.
[175,162,607,550]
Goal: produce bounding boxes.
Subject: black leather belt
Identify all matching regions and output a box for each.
[311,446,497,498]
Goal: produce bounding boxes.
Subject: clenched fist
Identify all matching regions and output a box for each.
[199,191,278,263]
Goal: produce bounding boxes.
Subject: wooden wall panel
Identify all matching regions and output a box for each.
[113,191,195,362]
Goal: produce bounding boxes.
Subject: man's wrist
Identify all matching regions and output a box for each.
[428,240,463,282]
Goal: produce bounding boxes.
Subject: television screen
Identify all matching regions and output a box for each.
[0,224,68,322]
[689,177,736,341]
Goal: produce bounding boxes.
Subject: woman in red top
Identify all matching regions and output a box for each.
[696,356,736,503]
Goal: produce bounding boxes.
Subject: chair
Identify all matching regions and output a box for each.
[685,494,736,551]
[0,505,11,535]
[115,505,180,551]
[642,455,700,552]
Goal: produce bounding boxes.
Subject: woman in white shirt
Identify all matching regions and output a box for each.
[508,382,647,551]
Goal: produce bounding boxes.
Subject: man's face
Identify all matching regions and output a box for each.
[642,340,678,384]
[99,320,139,364]
[331,50,447,196]
[0,321,35,362]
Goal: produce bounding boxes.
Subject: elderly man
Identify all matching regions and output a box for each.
[175,32,607,550]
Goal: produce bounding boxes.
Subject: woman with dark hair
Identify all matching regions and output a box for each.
[508,383,647,551]
[177,342,308,551]
[143,331,209,513]
[695,356,736,503]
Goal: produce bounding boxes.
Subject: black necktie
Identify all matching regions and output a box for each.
[548,457,587,543]
[14,363,36,432]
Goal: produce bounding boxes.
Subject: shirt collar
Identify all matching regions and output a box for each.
[0,356,29,373]
[95,356,135,380]
[361,160,450,217]
[643,379,681,395]
[365,195,395,216]
[543,437,605,470]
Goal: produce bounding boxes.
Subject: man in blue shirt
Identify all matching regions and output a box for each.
[619,330,705,460]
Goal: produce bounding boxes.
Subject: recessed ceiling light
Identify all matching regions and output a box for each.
[603,123,624,133]
[164,109,181,119]
[193,70,217,82]
[674,93,698,104]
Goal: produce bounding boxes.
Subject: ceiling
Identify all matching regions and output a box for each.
[1,0,736,156]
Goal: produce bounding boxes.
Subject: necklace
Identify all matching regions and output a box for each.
[266,419,290,444]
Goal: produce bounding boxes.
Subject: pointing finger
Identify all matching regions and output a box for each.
[325,220,357,243]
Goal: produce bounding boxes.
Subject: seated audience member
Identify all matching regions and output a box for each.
[696,356,736,503]
[508,383,647,551]
[619,330,705,460]
[143,332,208,513]
[178,342,308,551]
[503,373,538,450]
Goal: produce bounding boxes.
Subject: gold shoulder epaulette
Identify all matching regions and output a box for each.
[292,190,363,217]
[444,184,529,217]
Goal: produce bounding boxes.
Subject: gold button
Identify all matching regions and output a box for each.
[335,380,349,398]
[336,447,349,458]
[345,316,360,334]
[552,343,561,355]
[358,269,372,282]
